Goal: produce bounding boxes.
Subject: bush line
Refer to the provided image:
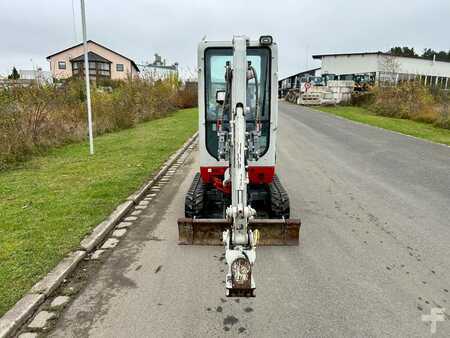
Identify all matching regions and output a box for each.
[0,77,197,170]
[350,82,450,129]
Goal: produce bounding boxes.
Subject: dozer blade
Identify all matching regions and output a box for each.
[177,218,301,246]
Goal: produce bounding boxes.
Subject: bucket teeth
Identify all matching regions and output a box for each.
[177,218,300,246]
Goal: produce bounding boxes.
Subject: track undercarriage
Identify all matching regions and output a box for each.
[185,173,290,220]
[179,173,300,247]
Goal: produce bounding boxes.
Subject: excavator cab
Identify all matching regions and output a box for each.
[178,36,300,297]
[204,47,271,160]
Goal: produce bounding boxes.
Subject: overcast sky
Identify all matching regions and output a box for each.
[1,0,449,79]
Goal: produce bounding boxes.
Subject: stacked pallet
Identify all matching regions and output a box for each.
[327,80,354,103]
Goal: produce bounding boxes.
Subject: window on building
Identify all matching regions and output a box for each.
[72,60,111,80]
[72,62,82,76]
[70,52,113,81]
[116,64,124,72]
[58,61,66,70]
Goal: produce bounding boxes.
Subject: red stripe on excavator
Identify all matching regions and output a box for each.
[200,166,275,185]
[249,166,275,184]
[200,166,226,183]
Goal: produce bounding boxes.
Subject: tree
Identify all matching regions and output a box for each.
[421,48,450,62]
[389,46,450,62]
[389,46,418,57]
[8,67,20,80]
[436,50,450,62]
[422,48,436,60]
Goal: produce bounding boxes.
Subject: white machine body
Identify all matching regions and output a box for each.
[197,35,280,296]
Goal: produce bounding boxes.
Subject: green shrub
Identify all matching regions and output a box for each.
[433,90,450,129]
[176,82,197,108]
[366,82,449,129]
[350,91,375,106]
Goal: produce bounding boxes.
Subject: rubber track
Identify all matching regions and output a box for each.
[185,173,204,218]
[269,175,290,218]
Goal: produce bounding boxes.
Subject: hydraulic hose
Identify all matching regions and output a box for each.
[249,66,260,129]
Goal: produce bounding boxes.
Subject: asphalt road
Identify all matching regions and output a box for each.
[50,102,450,337]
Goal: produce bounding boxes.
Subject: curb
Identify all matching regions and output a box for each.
[0,295,45,338]
[0,131,198,338]
[30,251,86,296]
[80,201,134,252]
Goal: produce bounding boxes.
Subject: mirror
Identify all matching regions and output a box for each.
[216,90,226,104]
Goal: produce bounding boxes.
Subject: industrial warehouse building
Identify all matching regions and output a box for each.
[314,52,450,86]
[279,51,450,96]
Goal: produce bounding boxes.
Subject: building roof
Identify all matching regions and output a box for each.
[47,40,140,72]
[279,67,321,82]
[312,52,385,59]
[70,51,111,63]
[312,51,450,64]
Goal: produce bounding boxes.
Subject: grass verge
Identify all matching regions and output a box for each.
[316,106,450,146]
[0,108,197,316]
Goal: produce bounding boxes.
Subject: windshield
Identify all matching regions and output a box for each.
[204,47,271,159]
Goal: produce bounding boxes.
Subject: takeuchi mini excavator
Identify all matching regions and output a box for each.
[177,35,301,297]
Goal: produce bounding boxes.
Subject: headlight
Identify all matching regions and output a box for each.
[259,35,273,46]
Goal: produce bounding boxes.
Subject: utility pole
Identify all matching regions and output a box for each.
[72,0,78,43]
[80,0,94,155]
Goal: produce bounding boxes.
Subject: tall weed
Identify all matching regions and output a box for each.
[0,77,197,169]
[364,82,449,129]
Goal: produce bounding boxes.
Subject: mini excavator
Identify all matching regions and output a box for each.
[178,35,301,297]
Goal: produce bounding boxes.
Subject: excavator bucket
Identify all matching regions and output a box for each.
[177,218,301,246]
